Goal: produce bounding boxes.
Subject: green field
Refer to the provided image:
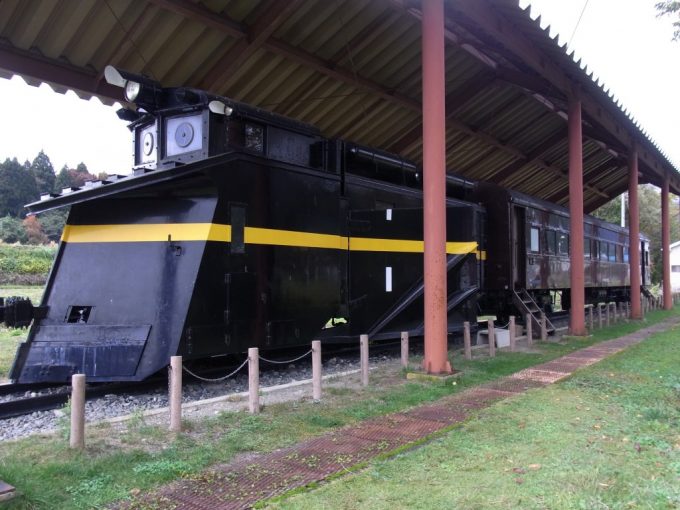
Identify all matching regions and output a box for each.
[267,319,680,509]
[0,308,677,509]
[0,244,55,285]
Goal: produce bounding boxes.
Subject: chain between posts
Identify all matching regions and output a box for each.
[258,349,313,365]
[182,358,249,382]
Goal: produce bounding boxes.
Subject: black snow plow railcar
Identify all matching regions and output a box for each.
[8,68,484,384]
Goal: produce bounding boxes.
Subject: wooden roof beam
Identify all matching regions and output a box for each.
[388,70,496,152]
[584,181,629,213]
[199,0,303,91]
[0,42,121,104]
[150,0,421,111]
[545,155,620,203]
[147,0,245,38]
[534,158,609,199]
[490,130,565,184]
[452,0,676,193]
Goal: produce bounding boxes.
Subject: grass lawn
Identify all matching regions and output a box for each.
[266,316,680,509]
[0,308,677,509]
[0,286,43,380]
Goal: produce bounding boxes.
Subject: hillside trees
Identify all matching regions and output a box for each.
[0,158,38,217]
[0,151,103,244]
[592,185,680,284]
[54,162,97,191]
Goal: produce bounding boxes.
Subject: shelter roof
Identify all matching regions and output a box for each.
[0,0,677,211]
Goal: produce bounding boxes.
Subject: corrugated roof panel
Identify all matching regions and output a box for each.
[37,1,99,60]
[282,1,343,48]
[7,0,60,50]
[0,0,675,205]
[89,1,148,74]
[222,0,261,23]
[314,7,402,64]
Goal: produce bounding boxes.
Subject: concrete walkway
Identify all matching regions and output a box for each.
[117,318,678,510]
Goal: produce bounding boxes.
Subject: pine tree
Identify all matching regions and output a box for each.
[0,158,39,217]
[29,150,56,195]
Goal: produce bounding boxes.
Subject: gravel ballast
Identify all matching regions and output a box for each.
[1,353,398,442]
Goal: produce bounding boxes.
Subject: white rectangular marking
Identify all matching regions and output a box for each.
[385,266,392,292]
[386,208,392,221]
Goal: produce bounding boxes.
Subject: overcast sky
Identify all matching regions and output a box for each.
[0,0,678,175]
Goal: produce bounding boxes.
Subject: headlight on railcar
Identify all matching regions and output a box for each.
[104,65,162,112]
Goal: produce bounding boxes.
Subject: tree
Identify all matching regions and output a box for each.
[29,150,56,195]
[592,185,680,284]
[23,215,48,245]
[54,163,96,191]
[656,1,680,40]
[0,158,39,217]
[75,162,89,175]
[39,209,69,242]
[0,216,27,243]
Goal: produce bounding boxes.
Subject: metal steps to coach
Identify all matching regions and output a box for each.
[512,289,555,336]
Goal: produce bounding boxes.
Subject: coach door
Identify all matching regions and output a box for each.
[512,206,526,289]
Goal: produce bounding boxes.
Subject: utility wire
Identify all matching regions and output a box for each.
[567,0,590,49]
[103,0,157,81]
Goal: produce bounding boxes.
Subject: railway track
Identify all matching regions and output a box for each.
[0,379,166,421]
[0,324,562,422]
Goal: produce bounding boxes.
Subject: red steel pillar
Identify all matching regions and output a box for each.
[568,96,586,336]
[628,149,642,319]
[421,0,450,374]
[662,175,672,309]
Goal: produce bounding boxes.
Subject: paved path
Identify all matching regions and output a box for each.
[118,318,679,510]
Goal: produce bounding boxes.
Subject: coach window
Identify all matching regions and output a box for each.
[600,241,608,261]
[616,245,623,262]
[529,227,540,253]
[591,239,599,260]
[558,233,569,255]
[545,230,557,254]
[584,237,591,258]
[608,243,616,262]
[672,265,680,272]
[624,246,629,263]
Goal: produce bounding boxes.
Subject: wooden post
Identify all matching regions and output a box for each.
[169,356,182,432]
[360,334,369,386]
[627,301,631,319]
[605,303,611,326]
[509,316,516,352]
[463,321,472,360]
[588,305,593,331]
[248,347,259,414]
[526,313,533,346]
[69,374,86,449]
[487,319,495,357]
[400,331,409,368]
[540,312,547,342]
[598,303,603,328]
[312,340,322,401]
